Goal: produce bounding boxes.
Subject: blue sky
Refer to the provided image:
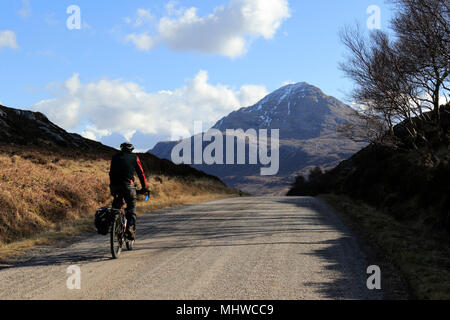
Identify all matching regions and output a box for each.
[0,0,393,150]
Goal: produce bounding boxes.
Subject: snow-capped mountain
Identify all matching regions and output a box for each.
[213,82,356,140]
[149,83,366,195]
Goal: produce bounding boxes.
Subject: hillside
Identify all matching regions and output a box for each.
[0,104,238,255]
[0,105,111,152]
[150,83,366,195]
[0,104,226,182]
[287,105,450,229]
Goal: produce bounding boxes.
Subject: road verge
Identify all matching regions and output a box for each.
[321,194,450,299]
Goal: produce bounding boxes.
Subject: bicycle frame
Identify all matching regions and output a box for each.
[110,189,148,259]
[115,198,128,232]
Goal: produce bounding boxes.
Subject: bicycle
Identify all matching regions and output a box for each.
[110,189,150,259]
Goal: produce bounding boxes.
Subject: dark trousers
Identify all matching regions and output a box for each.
[110,184,137,227]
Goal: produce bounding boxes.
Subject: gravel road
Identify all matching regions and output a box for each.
[0,197,383,300]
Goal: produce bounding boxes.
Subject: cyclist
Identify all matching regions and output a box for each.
[109,142,149,240]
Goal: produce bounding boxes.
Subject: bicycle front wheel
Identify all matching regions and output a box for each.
[110,216,123,259]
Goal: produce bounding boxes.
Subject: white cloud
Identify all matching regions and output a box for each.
[65,73,81,94]
[165,1,184,16]
[237,85,270,108]
[125,33,155,51]
[125,0,290,58]
[0,30,19,50]
[31,71,268,142]
[135,9,155,27]
[81,131,97,141]
[124,9,155,28]
[416,92,450,110]
[81,125,111,141]
[18,0,32,18]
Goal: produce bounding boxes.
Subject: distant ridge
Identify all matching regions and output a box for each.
[149,82,366,195]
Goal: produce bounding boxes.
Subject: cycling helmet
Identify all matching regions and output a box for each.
[120,142,135,153]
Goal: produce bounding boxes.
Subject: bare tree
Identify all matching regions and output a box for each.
[392,0,449,123]
[339,0,449,148]
[337,104,394,145]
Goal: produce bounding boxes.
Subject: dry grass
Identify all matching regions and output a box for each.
[0,150,111,245]
[136,176,237,213]
[0,145,238,260]
[322,194,450,300]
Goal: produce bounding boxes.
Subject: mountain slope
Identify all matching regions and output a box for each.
[150,83,366,195]
[0,104,111,152]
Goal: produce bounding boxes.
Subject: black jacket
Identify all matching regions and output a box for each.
[109,151,148,188]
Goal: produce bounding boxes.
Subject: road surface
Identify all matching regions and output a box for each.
[0,197,383,300]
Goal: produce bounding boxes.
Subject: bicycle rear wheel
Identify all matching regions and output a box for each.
[110,215,123,259]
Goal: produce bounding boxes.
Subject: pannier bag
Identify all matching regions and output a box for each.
[95,207,120,235]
